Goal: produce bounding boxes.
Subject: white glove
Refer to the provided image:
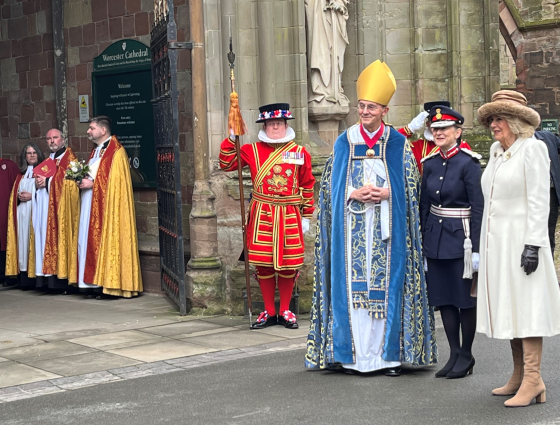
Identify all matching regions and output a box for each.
[408,111,430,133]
[472,252,480,272]
[302,218,310,234]
[423,256,428,272]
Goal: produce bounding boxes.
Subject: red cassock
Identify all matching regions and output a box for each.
[0,159,20,251]
[397,127,472,174]
[219,138,315,271]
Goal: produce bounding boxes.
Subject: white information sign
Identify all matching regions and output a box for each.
[79,95,90,123]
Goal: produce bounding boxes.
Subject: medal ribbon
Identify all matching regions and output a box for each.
[360,122,385,149]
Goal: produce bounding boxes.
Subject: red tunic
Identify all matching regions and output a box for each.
[397,127,472,174]
[0,159,20,251]
[219,138,315,270]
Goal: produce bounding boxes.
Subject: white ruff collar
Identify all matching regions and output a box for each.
[258,126,296,144]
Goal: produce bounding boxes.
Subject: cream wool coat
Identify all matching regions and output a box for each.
[477,137,560,339]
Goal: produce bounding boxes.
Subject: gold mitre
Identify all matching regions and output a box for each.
[356,60,396,106]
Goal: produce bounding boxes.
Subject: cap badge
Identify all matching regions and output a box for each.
[435,109,442,120]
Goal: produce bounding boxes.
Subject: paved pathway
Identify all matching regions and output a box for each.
[0,289,443,404]
[0,289,309,402]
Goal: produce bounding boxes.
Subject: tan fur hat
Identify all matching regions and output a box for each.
[477,90,540,129]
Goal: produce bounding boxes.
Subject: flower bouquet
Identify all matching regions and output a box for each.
[65,160,90,184]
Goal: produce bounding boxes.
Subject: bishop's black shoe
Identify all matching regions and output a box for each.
[278,310,299,329]
[383,367,401,377]
[250,311,278,329]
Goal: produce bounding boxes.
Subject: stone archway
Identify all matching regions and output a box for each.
[497,0,560,119]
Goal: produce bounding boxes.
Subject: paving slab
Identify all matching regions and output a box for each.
[106,340,219,362]
[0,329,43,350]
[24,352,142,377]
[257,322,311,339]
[68,330,165,349]
[182,329,285,350]
[0,361,61,388]
[139,321,225,337]
[0,341,96,362]
[33,328,118,343]
[199,316,248,327]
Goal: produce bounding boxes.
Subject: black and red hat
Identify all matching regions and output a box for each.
[255,103,295,123]
[429,105,464,128]
[424,100,451,112]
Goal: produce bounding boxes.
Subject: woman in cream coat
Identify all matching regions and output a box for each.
[477,90,560,408]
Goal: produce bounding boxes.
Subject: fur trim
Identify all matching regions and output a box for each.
[477,101,540,129]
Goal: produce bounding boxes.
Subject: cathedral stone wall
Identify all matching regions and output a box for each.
[206,0,500,314]
[500,0,560,121]
[0,0,194,295]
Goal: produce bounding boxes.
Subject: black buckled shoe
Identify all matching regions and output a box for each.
[278,310,299,329]
[383,367,401,377]
[250,311,278,329]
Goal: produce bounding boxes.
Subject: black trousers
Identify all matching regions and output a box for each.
[549,187,559,255]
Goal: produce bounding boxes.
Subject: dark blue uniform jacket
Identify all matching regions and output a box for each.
[420,149,484,259]
[535,130,560,201]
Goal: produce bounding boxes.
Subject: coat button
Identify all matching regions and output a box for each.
[443,162,446,166]
[436,190,439,194]
[439,176,443,180]
[439,219,442,223]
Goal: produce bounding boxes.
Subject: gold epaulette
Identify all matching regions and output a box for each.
[420,150,440,163]
[460,148,482,160]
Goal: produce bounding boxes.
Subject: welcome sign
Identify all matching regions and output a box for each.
[91,39,156,188]
[93,39,151,71]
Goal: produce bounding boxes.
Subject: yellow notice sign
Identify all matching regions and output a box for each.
[79,95,89,123]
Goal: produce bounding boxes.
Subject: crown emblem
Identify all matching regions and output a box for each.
[435,108,442,120]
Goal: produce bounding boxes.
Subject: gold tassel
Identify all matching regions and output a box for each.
[228,92,247,136]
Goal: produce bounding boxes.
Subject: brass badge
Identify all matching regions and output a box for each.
[285,169,292,177]
[505,151,511,160]
[273,164,282,174]
[366,149,375,158]
[435,108,442,120]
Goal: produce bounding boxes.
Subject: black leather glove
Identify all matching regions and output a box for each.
[520,245,539,275]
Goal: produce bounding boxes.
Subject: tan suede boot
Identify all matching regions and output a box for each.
[492,339,524,396]
[504,337,546,407]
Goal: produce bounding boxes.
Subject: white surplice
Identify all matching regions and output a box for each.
[17,166,36,272]
[341,124,401,373]
[33,150,69,277]
[77,139,109,288]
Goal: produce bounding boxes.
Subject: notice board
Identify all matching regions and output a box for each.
[92,39,156,188]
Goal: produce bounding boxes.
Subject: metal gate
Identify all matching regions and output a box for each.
[150,1,188,314]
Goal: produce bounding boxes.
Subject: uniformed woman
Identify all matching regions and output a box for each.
[420,106,484,379]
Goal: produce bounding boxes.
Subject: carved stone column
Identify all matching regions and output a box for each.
[186,0,223,313]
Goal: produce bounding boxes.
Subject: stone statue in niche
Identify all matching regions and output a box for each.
[305,0,351,146]
[305,0,350,131]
